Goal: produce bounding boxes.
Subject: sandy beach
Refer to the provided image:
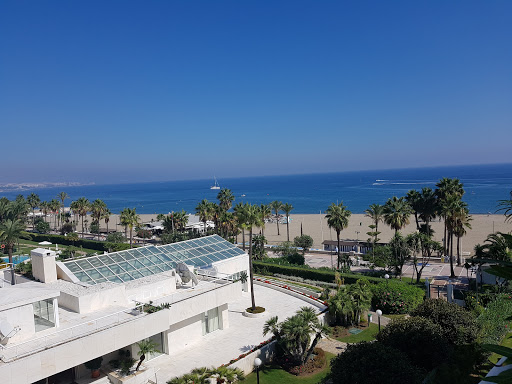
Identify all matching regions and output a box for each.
[85,212,512,257]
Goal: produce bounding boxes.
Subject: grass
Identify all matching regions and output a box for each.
[488,332,512,365]
[336,323,379,343]
[243,352,335,384]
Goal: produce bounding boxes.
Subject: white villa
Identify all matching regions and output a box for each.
[0,235,250,384]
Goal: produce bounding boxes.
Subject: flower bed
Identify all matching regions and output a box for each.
[254,278,327,307]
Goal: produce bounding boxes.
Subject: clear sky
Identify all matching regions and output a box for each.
[1,1,511,184]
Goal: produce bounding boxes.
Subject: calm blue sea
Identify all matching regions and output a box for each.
[2,164,512,214]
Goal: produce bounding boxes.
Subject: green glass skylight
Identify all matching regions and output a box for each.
[63,234,246,285]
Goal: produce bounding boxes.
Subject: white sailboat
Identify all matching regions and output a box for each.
[210,176,220,190]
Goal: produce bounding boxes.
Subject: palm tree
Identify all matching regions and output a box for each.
[365,203,384,234]
[49,199,61,231]
[440,195,467,277]
[40,201,50,225]
[135,339,159,371]
[417,187,438,238]
[383,196,411,233]
[90,199,107,240]
[120,208,139,248]
[475,232,512,261]
[244,203,263,310]
[282,203,294,242]
[217,188,235,211]
[57,191,69,229]
[436,177,465,255]
[195,199,211,234]
[27,193,40,230]
[103,208,112,235]
[453,207,472,266]
[405,190,422,230]
[259,204,272,237]
[325,202,352,269]
[73,198,90,238]
[234,202,247,250]
[497,191,512,223]
[270,201,283,236]
[0,219,26,285]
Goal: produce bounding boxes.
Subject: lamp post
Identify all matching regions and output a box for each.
[384,273,389,288]
[254,357,262,384]
[376,309,382,331]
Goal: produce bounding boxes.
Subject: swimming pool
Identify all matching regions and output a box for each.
[1,255,30,265]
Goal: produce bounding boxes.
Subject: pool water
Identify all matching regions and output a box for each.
[1,255,30,265]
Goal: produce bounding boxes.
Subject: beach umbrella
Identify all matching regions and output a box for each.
[38,241,52,245]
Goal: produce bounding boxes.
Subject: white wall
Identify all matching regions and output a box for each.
[0,304,35,343]
[58,285,129,314]
[125,276,176,304]
[0,309,170,384]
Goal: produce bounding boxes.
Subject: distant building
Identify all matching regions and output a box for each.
[322,239,385,254]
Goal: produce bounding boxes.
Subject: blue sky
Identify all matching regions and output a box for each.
[1,1,511,184]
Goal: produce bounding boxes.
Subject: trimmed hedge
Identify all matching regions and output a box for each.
[23,232,131,252]
[371,280,425,314]
[253,261,384,285]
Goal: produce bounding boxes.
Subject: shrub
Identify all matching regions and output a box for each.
[293,235,313,255]
[371,280,424,314]
[106,232,126,243]
[23,232,131,252]
[377,317,453,371]
[411,299,479,345]
[477,293,512,345]
[34,219,50,234]
[328,342,424,384]
[253,261,383,285]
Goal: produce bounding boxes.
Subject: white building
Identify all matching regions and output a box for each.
[0,235,249,384]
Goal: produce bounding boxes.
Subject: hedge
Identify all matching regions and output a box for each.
[23,232,131,252]
[371,280,425,314]
[253,261,384,285]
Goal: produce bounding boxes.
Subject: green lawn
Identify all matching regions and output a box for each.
[489,332,512,365]
[336,323,379,343]
[243,352,335,384]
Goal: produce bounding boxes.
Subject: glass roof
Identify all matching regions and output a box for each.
[63,234,246,285]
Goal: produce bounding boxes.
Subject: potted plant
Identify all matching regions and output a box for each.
[84,356,103,378]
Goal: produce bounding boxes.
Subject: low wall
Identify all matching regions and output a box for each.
[228,341,276,375]
[58,285,128,314]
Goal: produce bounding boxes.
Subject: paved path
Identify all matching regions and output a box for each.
[146,284,320,382]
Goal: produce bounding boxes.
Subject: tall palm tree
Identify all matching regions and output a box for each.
[195,199,211,234]
[383,196,411,234]
[40,201,50,225]
[417,187,438,238]
[454,207,472,266]
[365,203,384,234]
[174,210,188,231]
[103,208,112,235]
[234,202,247,250]
[436,177,465,255]
[27,193,40,230]
[120,208,140,248]
[405,190,422,230]
[270,201,283,236]
[57,192,69,229]
[90,199,107,240]
[440,195,466,277]
[325,202,352,269]
[49,199,61,231]
[282,203,294,242]
[259,204,272,237]
[73,198,90,238]
[244,203,263,311]
[217,188,235,211]
[497,191,512,223]
[0,219,26,285]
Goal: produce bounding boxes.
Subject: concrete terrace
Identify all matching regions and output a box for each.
[145,284,322,382]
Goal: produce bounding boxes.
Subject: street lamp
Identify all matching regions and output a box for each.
[384,273,389,288]
[254,357,262,384]
[376,309,382,332]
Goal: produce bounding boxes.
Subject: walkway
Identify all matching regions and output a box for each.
[146,284,319,382]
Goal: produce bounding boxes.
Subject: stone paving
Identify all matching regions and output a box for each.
[145,284,320,382]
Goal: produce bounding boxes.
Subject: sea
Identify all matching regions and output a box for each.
[2,164,511,215]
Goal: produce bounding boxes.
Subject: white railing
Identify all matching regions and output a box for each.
[0,303,147,363]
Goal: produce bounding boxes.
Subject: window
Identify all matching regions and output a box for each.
[202,307,220,335]
[33,299,55,332]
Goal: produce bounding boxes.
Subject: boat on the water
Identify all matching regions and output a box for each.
[210,177,220,190]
